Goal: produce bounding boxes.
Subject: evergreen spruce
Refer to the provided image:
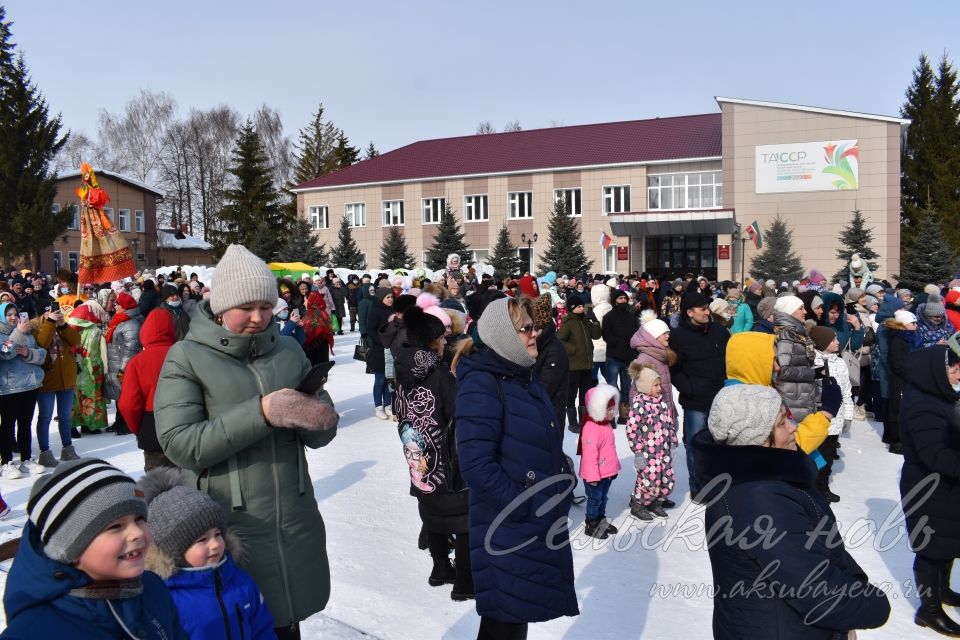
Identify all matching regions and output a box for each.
[539,197,593,276]
[831,209,882,282]
[364,141,379,159]
[748,215,804,283]
[896,206,956,290]
[327,131,360,172]
[0,7,69,269]
[901,53,960,252]
[424,202,470,271]
[292,103,339,184]
[212,120,285,260]
[487,224,524,280]
[379,226,415,269]
[330,214,367,269]
[277,216,329,266]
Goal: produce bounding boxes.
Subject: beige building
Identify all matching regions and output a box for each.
[292,97,906,282]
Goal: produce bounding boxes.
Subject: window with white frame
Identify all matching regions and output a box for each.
[602,185,631,214]
[309,205,329,230]
[422,197,445,224]
[508,192,532,219]
[104,207,114,224]
[470,249,489,265]
[68,251,79,272]
[118,208,130,232]
[554,188,581,216]
[382,200,404,226]
[647,170,723,210]
[135,209,145,232]
[602,245,617,272]
[67,205,79,229]
[53,251,62,272]
[345,202,366,227]
[464,194,488,222]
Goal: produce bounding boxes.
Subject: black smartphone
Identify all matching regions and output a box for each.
[296,361,335,395]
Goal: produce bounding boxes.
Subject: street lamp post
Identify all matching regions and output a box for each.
[520,232,538,274]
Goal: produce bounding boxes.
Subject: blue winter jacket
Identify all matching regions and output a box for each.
[0,320,47,396]
[873,297,904,397]
[455,347,579,624]
[819,292,865,352]
[1,522,188,640]
[164,554,276,640]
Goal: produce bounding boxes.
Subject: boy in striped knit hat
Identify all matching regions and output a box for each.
[1,458,187,639]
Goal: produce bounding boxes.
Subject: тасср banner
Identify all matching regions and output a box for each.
[755,140,859,194]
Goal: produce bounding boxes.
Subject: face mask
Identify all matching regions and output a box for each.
[615,301,628,310]
[60,286,70,294]
[166,299,181,308]
[277,310,289,320]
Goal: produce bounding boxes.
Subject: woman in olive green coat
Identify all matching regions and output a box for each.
[154,245,339,640]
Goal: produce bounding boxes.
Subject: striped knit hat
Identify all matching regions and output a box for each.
[27,459,147,563]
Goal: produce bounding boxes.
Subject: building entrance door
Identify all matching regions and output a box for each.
[517,248,533,275]
[644,235,717,280]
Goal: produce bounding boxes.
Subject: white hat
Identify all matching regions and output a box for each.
[709,299,730,315]
[642,319,670,339]
[273,298,289,315]
[774,295,804,315]
[301,272,312,281]
[894,309,918,325]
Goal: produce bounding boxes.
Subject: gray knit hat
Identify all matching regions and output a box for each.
[756,297,777,321]
[137,467,227,565]
[27,458,147,563]
[210,244,279,315]
[478,297,536,368]
[708,385,784,447]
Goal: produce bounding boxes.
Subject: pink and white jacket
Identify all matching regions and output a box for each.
[577,384,622,482]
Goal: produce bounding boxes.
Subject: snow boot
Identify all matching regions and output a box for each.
[600,518,618,535]
[650,504,668,519]
[630,504,655,522]
[617,402,629,425]
[662,498,676,509]
[37,449,59,468]
[450,535,474,601]
[915,562,960,636]
[944,560,960,607]
[428,557,456,587]
[566,408,580,434]
[583,518,609,539]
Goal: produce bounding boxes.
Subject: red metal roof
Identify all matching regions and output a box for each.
[292,113,721,191]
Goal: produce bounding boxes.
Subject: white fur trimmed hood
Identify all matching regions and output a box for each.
[585,383,620,422]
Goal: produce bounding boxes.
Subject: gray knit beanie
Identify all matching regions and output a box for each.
[210,244,279,315]
[477,297,536,368]
[27,458,147,563]
[137,467,227,565]
[756,297,777,321]
[708,385,784,447]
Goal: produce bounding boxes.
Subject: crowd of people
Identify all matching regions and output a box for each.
[3,246,960,638]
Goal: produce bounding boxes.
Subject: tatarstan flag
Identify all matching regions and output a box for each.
[745,221,762,249]
[600,230,613,250]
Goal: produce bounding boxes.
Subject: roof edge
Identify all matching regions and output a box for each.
[715,96,910,125]
[57,169,165,198]
[290,156,723,194]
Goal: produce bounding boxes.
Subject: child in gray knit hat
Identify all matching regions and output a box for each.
[138,467,275,640]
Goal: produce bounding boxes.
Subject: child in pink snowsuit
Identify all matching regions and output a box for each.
[626,363,677,521]
[577,383,621,539]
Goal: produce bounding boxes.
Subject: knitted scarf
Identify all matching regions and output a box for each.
[104,311,129,343]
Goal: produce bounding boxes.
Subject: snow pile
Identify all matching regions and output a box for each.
[156,229,213,251]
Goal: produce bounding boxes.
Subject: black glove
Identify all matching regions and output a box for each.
[820,377,842,417]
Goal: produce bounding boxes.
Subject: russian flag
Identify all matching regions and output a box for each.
[600,230,613,250]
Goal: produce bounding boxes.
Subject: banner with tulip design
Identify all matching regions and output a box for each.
[755,139,859,194]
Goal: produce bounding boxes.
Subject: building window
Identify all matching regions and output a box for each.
[135,209,145,232]
[648,171,723,210]
[104,207,114,224]
[345,202,366,227]
[508,192,532,219]
[382,200,404,227]
[603,185,631,214]
[464,194,488,222]
[136,253,146,265]
[554,188,581,216]
[118,208,130,232]
[68,251,79,272]
[645,235,717,273]
[52,203,60,214]
[309,206,329,230]
[470,249,489,266]
[422,197,445,224]
[53,251,62,272]
[67,205,79,230]
[602,245,617,272]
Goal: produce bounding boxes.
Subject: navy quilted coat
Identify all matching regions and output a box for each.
[456,347,579,624]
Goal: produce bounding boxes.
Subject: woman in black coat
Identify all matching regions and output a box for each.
[365,288,394,420]
[394,306,472,601]
[899,344,960,635]
[693,384,890,639]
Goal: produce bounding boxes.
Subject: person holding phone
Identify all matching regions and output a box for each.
[34,306,81,467]
[0,302,48,477]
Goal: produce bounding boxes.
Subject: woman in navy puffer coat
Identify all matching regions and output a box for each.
[455,297,578,639]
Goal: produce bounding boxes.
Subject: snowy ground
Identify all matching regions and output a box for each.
[0,330,949,639]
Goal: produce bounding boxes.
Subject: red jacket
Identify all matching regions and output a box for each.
[118,309,176,433]
[946,290,960,334]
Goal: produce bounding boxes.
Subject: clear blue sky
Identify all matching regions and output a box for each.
[5,0,959,154]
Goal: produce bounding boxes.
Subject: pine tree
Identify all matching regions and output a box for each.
[292,103,339,185]
[277,216,329,266]
[212,120,285,260]
[0,7,70,269]
[901,53,960,252]
[487,224,524,280]
[424,202,470,270]
[896,206,957,290]
[330,214,366,269]
[379,226,415,270]
[831,209,882,282]
[539,197,593,276]
[364,141,379,160]
[748,215,804,283]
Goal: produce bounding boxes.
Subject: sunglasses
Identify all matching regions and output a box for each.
[515,323,537,334]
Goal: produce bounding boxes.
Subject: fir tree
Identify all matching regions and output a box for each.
[292,103,339,185]
[364,141,379,159]
[487,224,524,280]
[896,206,957,290]
[330,214,366,269]
[379,226,415,270]
[0,8,69,269]
[327,131,360,173]
[901,53,960,252]
[748,215,804,283]
[424,202,470,270]
[277,216,329,266]
[539,197,593,276]
[212,120,285,260]
[831,209,882,282]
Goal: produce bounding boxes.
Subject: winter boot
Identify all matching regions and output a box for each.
[815,469,840,503]
[943,560,960,607]
[617,402,629,425]
[915,562,960,636]
[583,518,609,539]
[630,504,655,522]
[37,449,59,468]
[566,408,580,434]
[428,557,456,586]
[650,503,668,519]
[451,534,475,601]
[661,498,677,509]
[599,518,618,535]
